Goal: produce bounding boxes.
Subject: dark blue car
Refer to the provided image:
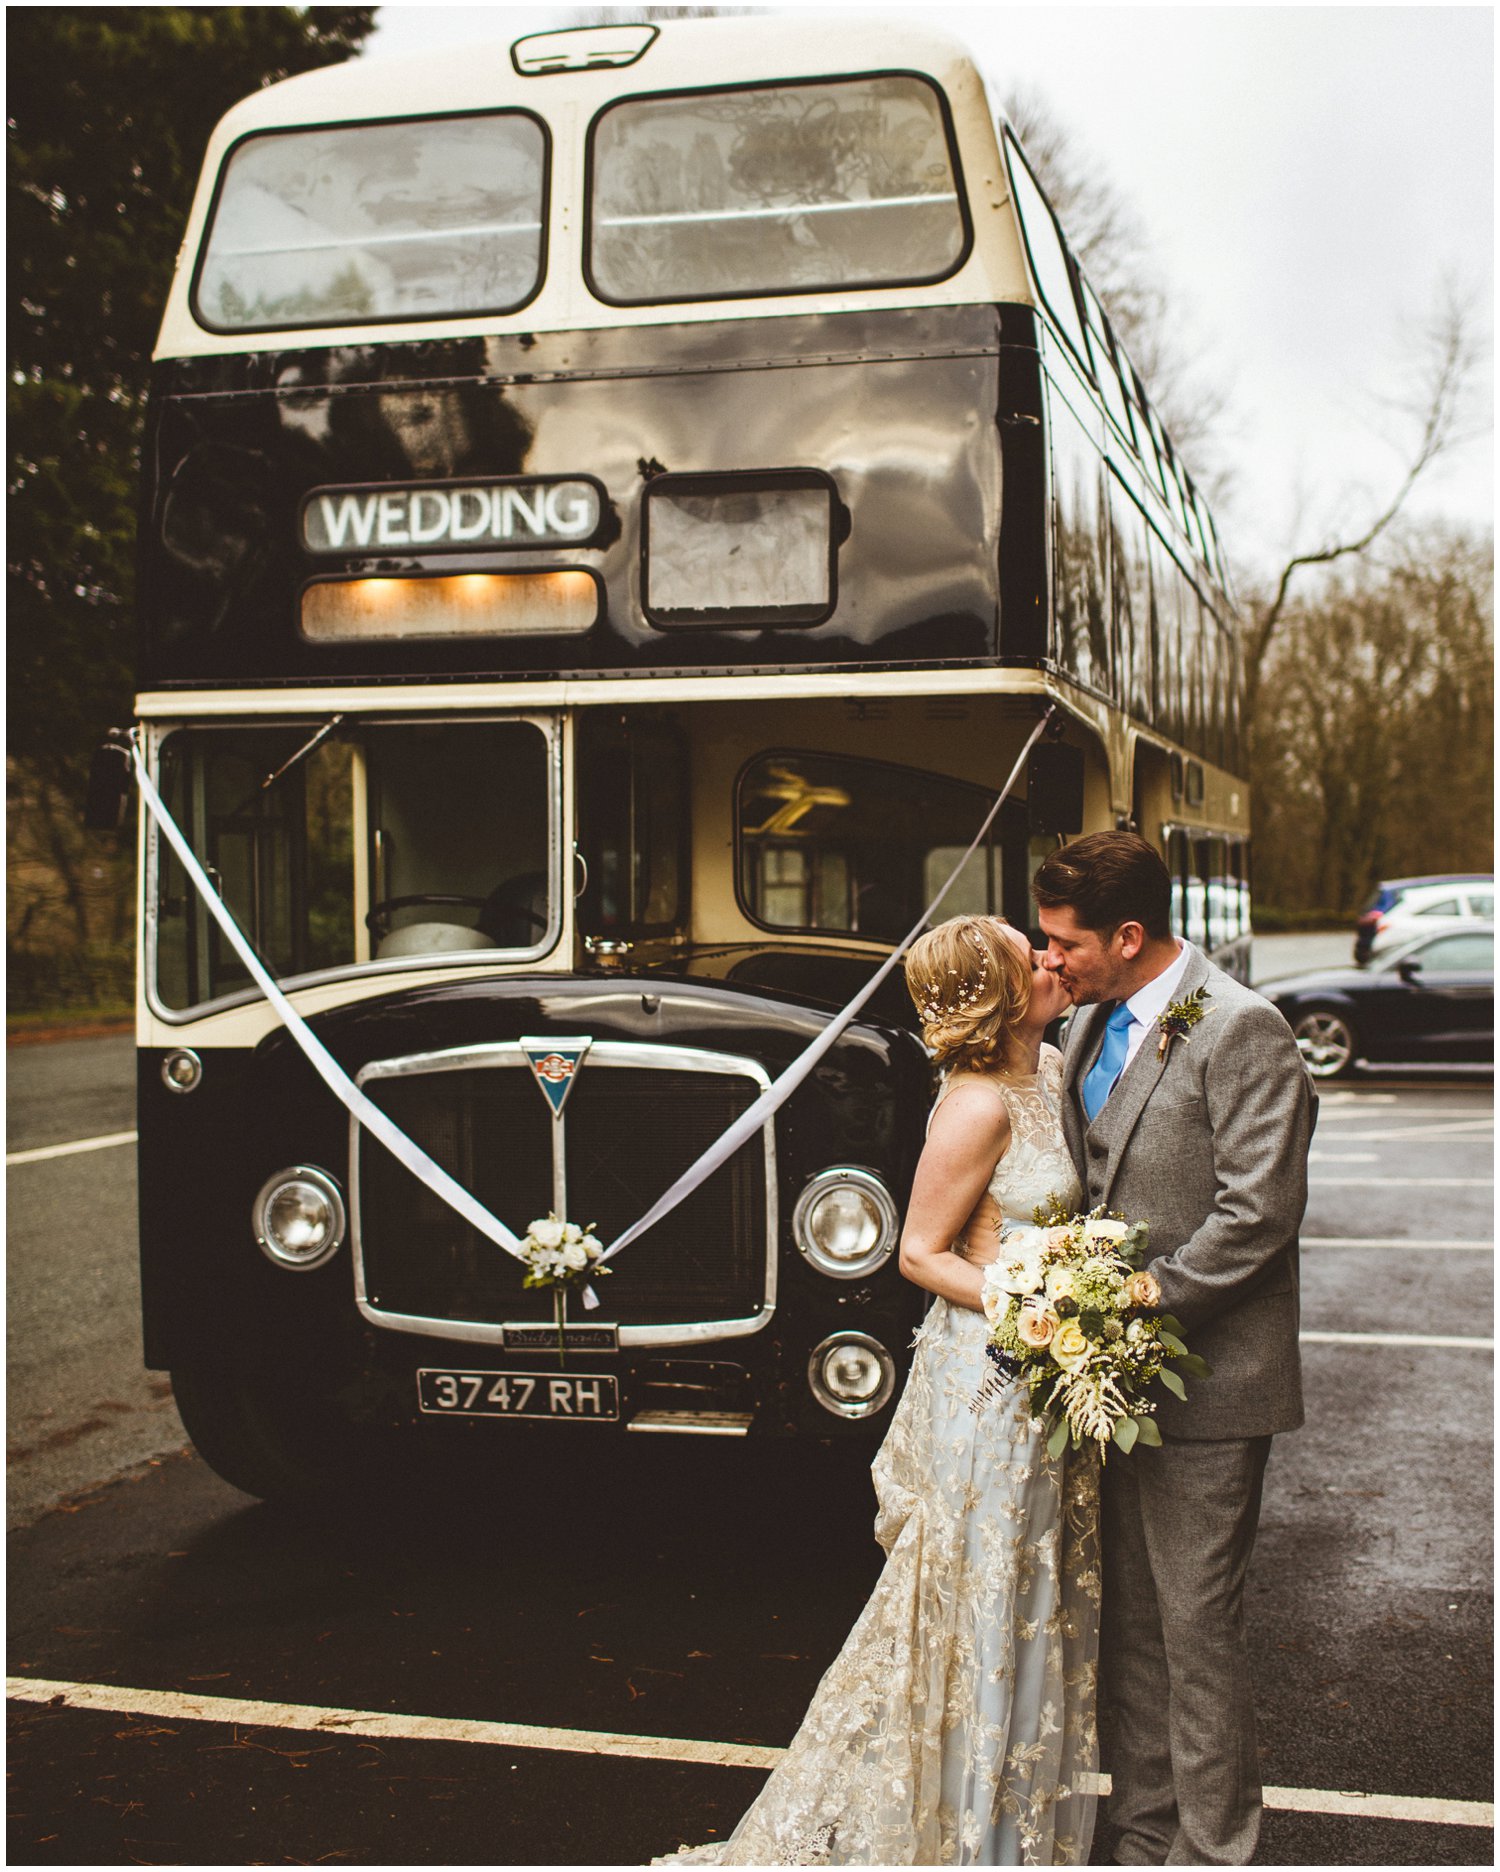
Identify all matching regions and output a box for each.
[1262,925,1494,1079]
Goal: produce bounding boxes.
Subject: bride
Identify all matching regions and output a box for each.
[658,916,1100,1867]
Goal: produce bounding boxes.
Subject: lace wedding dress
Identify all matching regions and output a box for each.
[657,1047,1101,1867]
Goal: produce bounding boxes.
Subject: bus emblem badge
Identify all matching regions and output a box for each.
[520,1036,593,1119]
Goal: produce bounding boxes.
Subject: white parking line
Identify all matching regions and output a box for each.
[6,1678,1491,1829]
[1312,1120,1494,1143]
[1303,1237,1492,1251]
[1310,1177,1492,1187]
[1302,1330,1494,1349]
[1308,1152,1379,1163]
[5,1130,138,1167]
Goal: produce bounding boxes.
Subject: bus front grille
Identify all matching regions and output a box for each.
[352,1048,773,1340]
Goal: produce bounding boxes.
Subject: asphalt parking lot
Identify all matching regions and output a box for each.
[7,944,1493,1865]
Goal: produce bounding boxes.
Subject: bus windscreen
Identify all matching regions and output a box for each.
[194,112,548,332]
[588,75,967,304]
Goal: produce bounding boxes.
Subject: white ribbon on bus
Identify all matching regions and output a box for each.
[130,708,1054,1308]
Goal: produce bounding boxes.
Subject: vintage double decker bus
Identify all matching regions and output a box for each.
[115,17,1250,1498]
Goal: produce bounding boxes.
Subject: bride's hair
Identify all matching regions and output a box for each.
[904,916,1033,1072]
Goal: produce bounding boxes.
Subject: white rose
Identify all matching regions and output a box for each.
[1082,1217,1130,1249]
[992,1248,1046,1297]
[562,1223,583,1244]
[528,1217,565,1250]
[980,1267,1014,1325]
[562,1242,589,1271]
[1044,1266,1077,1302]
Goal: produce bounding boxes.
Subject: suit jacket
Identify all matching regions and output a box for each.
[1060,944,1317,1439]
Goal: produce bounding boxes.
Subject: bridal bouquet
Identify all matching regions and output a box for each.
[980,1196,1209,1459]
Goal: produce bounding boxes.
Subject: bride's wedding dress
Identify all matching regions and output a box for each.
[659,1047,1101,1866]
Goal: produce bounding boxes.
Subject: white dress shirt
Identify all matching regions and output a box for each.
[1116,940,1194,1070]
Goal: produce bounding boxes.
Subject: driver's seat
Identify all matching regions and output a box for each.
[375,923,499,960]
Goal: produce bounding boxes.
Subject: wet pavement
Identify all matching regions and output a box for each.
[7,1010,1493,1866]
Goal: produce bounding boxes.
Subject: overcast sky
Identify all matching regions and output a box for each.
[364,4,1493,582]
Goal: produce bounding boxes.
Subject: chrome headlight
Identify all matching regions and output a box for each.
[793,1167,899,1279]
[807,1331,896,1420]
[161,1048,203,1094]
[252,1166,346,1271]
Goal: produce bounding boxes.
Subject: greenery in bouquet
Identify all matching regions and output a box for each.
[980,1194,1210,1459]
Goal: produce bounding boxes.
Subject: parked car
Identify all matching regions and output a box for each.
[1354,874,1494,963]
[1261,924,1494,1079]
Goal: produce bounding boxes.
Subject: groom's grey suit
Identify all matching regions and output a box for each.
[1059,943,1316,1866]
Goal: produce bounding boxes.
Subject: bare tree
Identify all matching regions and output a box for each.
[1243,283,1485,723]
[563,5,750,21]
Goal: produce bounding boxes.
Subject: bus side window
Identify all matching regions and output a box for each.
[1108,471,1154,727]
[1049,385,1110,696]
[1004,135,1089,368]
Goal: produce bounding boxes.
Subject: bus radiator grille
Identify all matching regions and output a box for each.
[357,1065,767,1328]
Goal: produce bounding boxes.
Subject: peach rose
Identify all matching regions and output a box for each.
[1017,1303,1059,1349]
[1125,1269,1162,1309]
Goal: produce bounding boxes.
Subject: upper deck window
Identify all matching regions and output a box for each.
[194,111,548,333]
[587,75,967,304]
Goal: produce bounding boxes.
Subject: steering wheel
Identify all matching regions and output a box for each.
[479,880,550,939]
[365,894,488,940]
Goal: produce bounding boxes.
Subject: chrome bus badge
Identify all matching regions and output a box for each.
[520,1036,593,1119]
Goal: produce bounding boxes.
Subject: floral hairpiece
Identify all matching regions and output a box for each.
[918,932,993,1026]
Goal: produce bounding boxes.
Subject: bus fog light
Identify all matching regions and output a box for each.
[162,1049,203,1094]
[808,1332,896,1420]
[253,1166,346,1271]
[793,1168,898,1278]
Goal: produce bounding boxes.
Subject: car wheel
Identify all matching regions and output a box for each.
[1291,1006,1359,1079]
[171,1349,389,1503]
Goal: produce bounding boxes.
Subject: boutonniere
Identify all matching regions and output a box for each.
[1157,986,1211,1058]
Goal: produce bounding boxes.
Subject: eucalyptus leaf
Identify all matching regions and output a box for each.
[1158,1366,1187,1401]
[1046,1415,1071,1461]
[1158,1329,1187,1355]
[1158,1314,1184,1336]
[1176,1354,1212,1380]
[1113,1416,1139,1453]
[1133,1416,1163,1447]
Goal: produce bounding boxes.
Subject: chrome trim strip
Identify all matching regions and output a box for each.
[350,1040,778,1348]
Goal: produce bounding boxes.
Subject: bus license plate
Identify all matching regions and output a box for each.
[417,1368,618,1421]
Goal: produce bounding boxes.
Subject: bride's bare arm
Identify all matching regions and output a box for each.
[898,1085,1011,1313]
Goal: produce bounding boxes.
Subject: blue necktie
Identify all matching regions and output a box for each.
[1082,1002,1135,1123]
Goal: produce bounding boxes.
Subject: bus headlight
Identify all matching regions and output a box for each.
[161,1049,203,1094]
[793,1168,899,1279]
[252,1166,346,1271]
[807,1332,896,1420]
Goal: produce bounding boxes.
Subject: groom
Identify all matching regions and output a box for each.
[1033,831,1316,1867]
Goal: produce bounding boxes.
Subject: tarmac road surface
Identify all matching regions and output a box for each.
[6,949,1493,1866]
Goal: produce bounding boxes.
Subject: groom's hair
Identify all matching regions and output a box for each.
[1032,831,1172,940]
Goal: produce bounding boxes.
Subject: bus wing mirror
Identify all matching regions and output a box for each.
[1027,743,1085,836]
[83,733,134,832]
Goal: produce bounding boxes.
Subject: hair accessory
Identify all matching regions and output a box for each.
[918,932,991,1025]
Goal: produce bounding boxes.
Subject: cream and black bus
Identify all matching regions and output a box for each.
[110,17,1250,1498]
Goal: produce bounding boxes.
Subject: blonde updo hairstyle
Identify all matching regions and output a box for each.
[904,915,1034,1073]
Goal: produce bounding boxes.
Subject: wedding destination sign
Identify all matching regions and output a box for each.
[302,478,602,553]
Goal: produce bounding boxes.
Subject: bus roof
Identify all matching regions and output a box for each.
[153,13,1032,359]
